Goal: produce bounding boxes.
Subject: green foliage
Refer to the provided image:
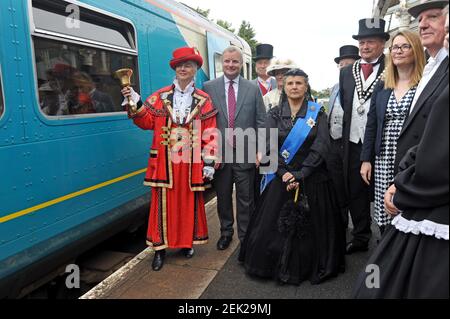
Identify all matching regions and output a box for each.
[189,6,260,79]
[216,20,235,33]
[238,21,259,78]
[194,7,210,18]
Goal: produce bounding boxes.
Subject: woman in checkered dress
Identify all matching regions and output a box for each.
[360,31,426,235]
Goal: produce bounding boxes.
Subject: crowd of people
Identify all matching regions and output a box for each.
[121,0,449,299]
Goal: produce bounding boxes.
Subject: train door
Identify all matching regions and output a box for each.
[206,31,230,80]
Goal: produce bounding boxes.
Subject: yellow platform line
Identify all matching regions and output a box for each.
[0,168,147,224]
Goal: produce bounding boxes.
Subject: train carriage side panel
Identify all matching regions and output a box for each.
[0,0,153,298]
[0,0,251,298]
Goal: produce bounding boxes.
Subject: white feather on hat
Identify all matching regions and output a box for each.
[267,58,298,76]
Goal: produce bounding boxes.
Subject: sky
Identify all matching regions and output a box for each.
[178,0,375,91]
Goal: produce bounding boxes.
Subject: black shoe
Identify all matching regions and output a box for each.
[217,236,232,250]
[181,248,195,258]
[152,250,166,271]
[345,242,369,255]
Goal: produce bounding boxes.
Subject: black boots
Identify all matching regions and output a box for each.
[151,248,194,271]
[217,236,232,250]
[181,248,195,258]
[152,250,166,271]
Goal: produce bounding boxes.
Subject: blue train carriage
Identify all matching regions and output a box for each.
[0,0,252,298]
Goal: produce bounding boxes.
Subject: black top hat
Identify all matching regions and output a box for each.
[253,44,274,61]
[334,45,361,64]
[352,18,390,41]
[408,0,449,18]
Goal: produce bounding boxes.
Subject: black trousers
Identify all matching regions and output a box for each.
[213,163,256,242]
[327,138,349,228]
[347,142,372,246]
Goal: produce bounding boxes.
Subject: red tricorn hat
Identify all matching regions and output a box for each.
[169,47,203,70]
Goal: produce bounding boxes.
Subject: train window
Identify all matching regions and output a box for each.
[214,53,224,79]
[0,73,3,117]
[32,0,136,51]
[34,38,139,116]
[31,0,139,116]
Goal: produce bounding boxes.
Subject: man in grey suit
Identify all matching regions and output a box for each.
[327,45,360,230]
[203,46,266,250]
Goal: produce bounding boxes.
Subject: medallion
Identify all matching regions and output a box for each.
[357,105,365,115]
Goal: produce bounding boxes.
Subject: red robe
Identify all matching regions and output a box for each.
[132,85,218,250]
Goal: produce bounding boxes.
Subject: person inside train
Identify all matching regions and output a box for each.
[121,47,219,271]
[39,63,78,116]
[72,71,115,114]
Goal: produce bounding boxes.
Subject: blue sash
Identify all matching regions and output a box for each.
[260,101,321,193]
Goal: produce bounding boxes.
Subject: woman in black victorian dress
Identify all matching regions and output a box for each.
[239,69,345,285]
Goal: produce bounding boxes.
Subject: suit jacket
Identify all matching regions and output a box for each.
[360,81,391,162]
[91,89,115,113]
[203,75,266,169]
[339,57,386,185]
[327,83,340,123]
[252,77,277,96]
[394,56,449,173]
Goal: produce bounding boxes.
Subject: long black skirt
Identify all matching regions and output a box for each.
[353,225,449,298]
[240,170,345,285]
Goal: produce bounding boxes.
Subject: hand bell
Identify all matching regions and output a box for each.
[114,68,137,114]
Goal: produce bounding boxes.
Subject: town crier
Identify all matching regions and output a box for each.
[121,47,218,271]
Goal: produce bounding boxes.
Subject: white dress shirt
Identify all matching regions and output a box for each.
[224,76,239,119]
[173,79,194,124]
[349,61,381,144]
[409,48,448,114]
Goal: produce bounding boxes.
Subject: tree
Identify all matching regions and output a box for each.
[238,21,259,78]
[193,7,210,18]
[238,21,258,53]
[216,19,235,33]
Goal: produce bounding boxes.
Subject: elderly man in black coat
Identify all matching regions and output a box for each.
[339,18,389,254]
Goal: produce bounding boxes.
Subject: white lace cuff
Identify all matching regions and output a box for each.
[122,87,141,106]
[203,166,215,180]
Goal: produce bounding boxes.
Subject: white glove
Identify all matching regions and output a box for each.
[203,166,215,180]
[122,87,141,106]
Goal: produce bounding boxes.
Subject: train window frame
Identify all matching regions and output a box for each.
[28,0,140,120]
[30,0,138,54]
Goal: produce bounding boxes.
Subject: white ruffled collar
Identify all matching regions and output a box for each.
[173,79,195,95]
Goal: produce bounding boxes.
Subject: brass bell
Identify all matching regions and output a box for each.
[114,68,137,114]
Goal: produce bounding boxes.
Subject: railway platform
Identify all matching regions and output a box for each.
[81,196,377,300]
